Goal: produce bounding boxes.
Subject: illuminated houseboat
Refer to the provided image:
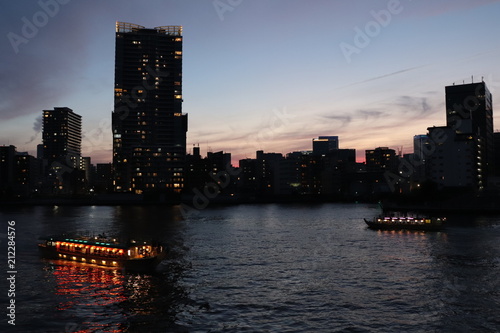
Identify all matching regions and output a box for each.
[364,215,445,231]
[38,235,164,272]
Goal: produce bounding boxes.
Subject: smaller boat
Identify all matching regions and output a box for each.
[364,214,445,231]
[38,234,165,272]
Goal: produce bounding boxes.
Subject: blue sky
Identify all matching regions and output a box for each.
[1,0,500,163]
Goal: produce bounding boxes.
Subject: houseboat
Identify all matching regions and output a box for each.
[364,215,445,231]
[38,234,164,272]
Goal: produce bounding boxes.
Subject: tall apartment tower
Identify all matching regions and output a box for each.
[426,81,494,191]
[445,81,493,178]
[112,22,188,194]
[42,107,82,168]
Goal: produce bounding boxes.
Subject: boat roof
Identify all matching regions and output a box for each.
[40,235,149,250]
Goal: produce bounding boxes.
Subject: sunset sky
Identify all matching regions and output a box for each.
[1,0,500,164]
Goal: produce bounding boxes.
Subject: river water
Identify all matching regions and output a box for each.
[1,203,499,332]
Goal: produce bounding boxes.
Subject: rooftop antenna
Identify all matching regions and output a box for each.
[472,75,474,83]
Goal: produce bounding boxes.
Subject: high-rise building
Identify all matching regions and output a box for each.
[426,126,478,188]
[112,22,187,194]
[424,81,494,191]
[413,135,428,162]
[445,81,493,178]
[493,132,500,177]
[42,107,82,169]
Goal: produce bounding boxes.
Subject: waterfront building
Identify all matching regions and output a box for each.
[42,107,82,169]
[112,22,187,194]
[494,132,500,177]
[93,163,113,193]
[0,146,40,198]
[15,152,40,197]
[426,126,478,189]
[425,81,494,191]
[445,81,493,181]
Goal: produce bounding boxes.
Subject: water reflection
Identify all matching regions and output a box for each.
[36,205,190,332]
[46,261,127,332]
[429,219,500,331]
[3,204,499,332]
[43,255,190,332]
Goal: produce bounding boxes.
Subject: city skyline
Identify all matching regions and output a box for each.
[2,1,500,165]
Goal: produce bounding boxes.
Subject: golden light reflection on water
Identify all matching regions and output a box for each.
[48,260,132,332]
[46,258,172,332]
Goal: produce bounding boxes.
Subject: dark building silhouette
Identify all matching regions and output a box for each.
[426,126,478,189]
[42,107,82,168]
[41,107,84,194]
[112,22,187,194]
[424,81,494,191]
[365,147,397,173]
[0,145,16,197]
[93,163,113,193]
[494,132,500,177]
[445,81,493,184]
[312,136,339,155]
[15,152,40,197]
[237,147,357,199]
[239,151,283,198]
[184,150,238,200]
[0,146,41,198]
[413,135,428,163]
[37,144,44,159]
